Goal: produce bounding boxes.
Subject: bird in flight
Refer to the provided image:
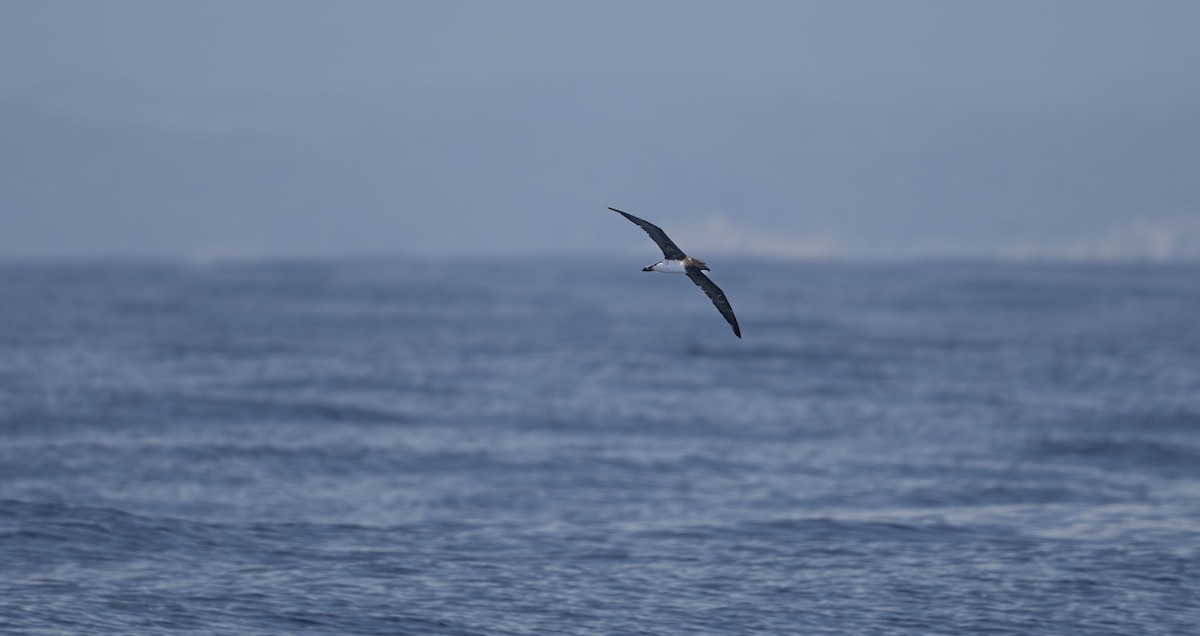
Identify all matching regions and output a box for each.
[610,207,741,338]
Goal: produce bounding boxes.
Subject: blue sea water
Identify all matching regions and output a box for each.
[2,257,1199,635]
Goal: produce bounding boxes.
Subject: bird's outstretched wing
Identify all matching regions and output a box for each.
[609,207,688,260]
[686,268,742,338]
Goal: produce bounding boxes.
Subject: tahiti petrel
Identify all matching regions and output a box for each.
[610,207,741,338]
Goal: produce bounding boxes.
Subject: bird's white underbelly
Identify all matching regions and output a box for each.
[650,259,687,273]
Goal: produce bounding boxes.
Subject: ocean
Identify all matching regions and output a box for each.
[2,258,1198,634]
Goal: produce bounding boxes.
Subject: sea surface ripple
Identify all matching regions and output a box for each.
[2,258,1199,634]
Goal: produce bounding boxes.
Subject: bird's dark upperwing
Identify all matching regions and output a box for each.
[686,268,742,338]
[609,207,688,261]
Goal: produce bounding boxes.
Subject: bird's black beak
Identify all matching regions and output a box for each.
[642,266,654,272]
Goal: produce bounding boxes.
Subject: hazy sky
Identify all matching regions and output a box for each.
[2,1,1199,260]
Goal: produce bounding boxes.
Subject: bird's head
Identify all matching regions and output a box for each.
[694,259,710,271]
